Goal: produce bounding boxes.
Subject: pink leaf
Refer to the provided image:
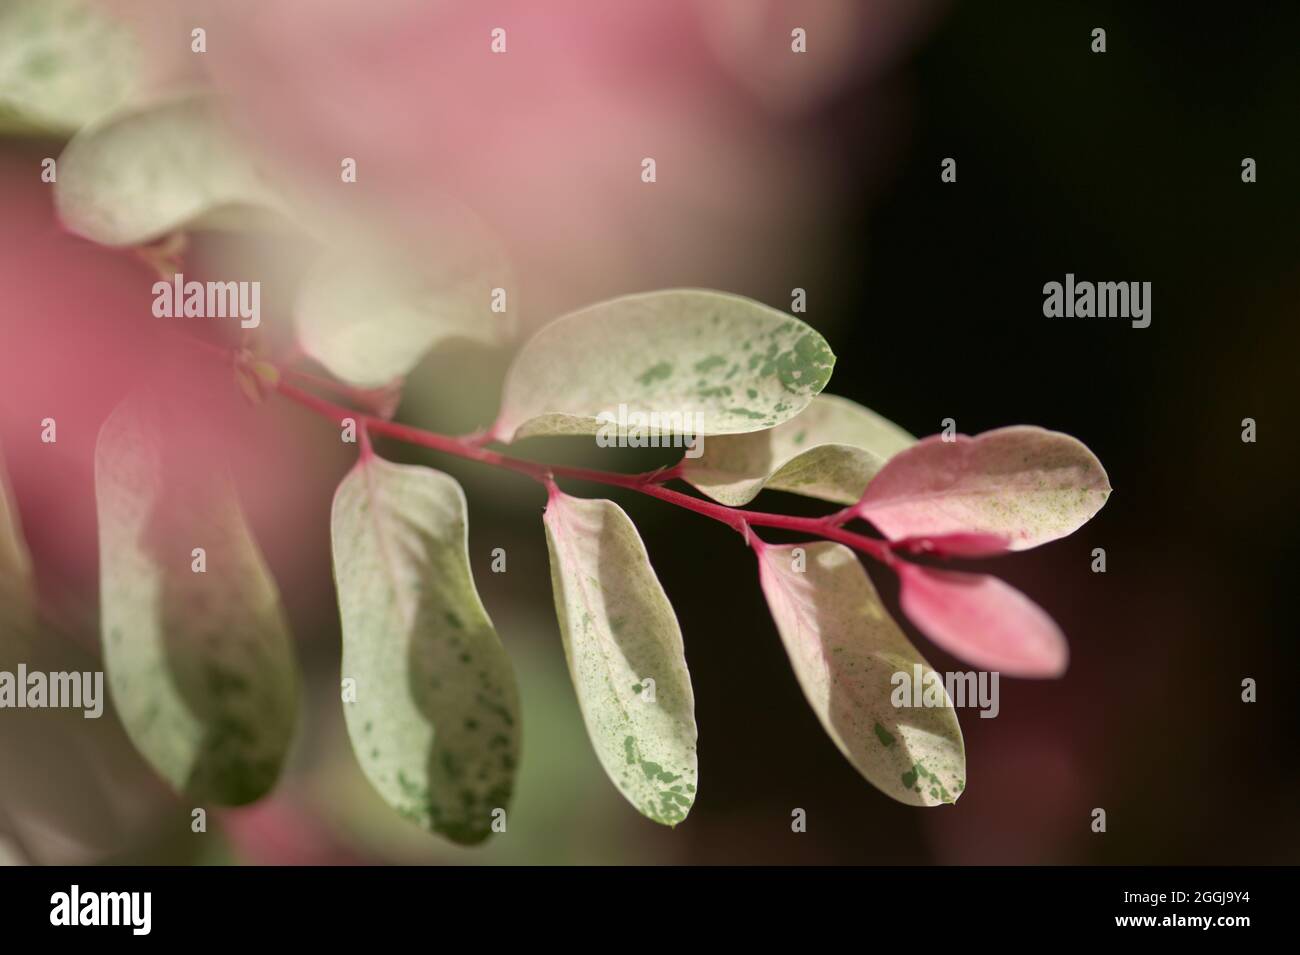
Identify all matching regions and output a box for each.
[855,426,1110,551]
[890,532,1011,558]
[897,564,1068,678]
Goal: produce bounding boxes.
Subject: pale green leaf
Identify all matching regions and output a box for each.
[55,96,286,247]
[0,0,141,135]
[495,289,835,441]
[95,396,299,804]
[757,541,965,806]
[295,243,514,389]
[543,490,697,825]
[681,393,915,506]
[331,455,521,844]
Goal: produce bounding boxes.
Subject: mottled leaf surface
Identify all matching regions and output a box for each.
[95,397,299,804]
[757,542,964,805]
[543,490,697,825]
[55,96,284,246]
[0,0,140,135]
[496,289,835,441]
[855,426,1110,550]
[898,564,1068,678]
[682,393,914,506]
[331,456,520,844]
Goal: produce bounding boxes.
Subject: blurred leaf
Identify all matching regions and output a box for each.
[296,246,513,390]
[330,455,520,844]
[2,444,169,864]
[0,601,171,864]
[897,564,1069,678]
[757,541,965,805]
[55,96,287,247]
[95,394,299,804]
[855,426,1111,550]
[543,489,697,825]
[0,441,34,634]
[495,289,835,441]
[682,393,914,506]
[0,0,140,135]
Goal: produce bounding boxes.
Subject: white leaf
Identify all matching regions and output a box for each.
[757,541,965,805]
[543,490,697,825]
[682,393,914,506]
[296,242,513,389]
[55,96,286,247]
[0,0,141,135]
[496,289,835,441]
[331,456,521,843]
[95,395,299,804]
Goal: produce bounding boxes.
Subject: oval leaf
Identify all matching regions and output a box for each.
[757,541,965,805]
[682,393,914,506]
[95,396,299,804]
[296,244,513,389]
[331,455,521,844]
[495,289,835,442]
[897,564,1068,678]
[55,96,285,247]
[855,425,1110,550]
[0,0,141,135]
[542,489,697,825]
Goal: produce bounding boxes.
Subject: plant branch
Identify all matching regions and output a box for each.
[272,377,896,566]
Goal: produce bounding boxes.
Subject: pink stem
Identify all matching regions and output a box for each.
[273,379,895,566]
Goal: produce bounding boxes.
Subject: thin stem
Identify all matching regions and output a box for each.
[357,419,375,460]
[272,377,895,566]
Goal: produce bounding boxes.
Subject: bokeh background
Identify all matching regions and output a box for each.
[1,0,1296,864]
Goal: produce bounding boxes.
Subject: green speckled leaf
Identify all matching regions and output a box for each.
[0,0,141,135]
[95,396,299,804]
[55,96,286,247]
[295,238,514,390]
[542,490,697,825]
[495,289,835,441]
[757,541,964,806]
[682,393,915,506]
[331,456,521,844]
